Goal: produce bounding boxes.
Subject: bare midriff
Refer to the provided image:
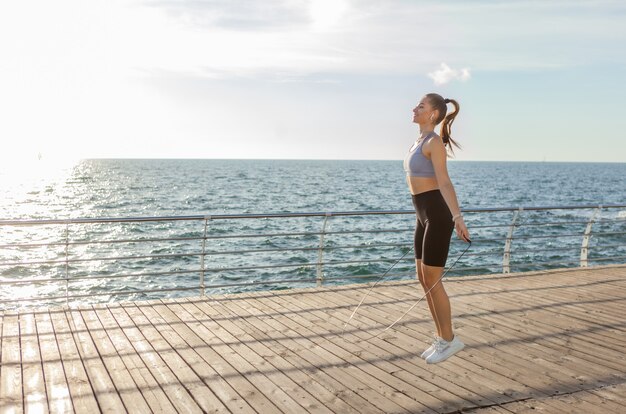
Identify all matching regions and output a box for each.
[406,175,439,195]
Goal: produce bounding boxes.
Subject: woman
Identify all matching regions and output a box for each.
[403,93,471,364]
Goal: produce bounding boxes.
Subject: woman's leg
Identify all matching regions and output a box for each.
[416,259,442,338]
[413,191,463,362]
[421,262,453,341]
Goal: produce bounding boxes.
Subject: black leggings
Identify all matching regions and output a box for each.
[412,189,454,267]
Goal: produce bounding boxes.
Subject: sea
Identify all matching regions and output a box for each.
[1,159,625,308]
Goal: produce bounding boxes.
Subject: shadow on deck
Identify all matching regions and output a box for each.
[1,264,625,413]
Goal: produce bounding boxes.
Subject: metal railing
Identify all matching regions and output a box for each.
[1,203,625,309]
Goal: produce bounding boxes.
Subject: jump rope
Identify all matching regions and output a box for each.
[342,239,473,343]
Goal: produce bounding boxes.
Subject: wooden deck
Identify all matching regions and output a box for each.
[1,264,625,413]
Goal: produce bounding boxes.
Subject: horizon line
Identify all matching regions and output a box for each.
[70,157,625,164]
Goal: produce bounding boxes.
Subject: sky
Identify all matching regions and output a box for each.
[1,0,625,163]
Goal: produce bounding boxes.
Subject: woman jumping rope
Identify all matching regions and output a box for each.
[404,93,471,364]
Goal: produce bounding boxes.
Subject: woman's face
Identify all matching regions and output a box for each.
[413,97,436,125]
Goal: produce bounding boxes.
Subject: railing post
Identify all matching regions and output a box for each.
[317,213,331,287]
[581,206,601,267]
[503,208,522,274]
[64,223,70,306]
[200,217,210,296]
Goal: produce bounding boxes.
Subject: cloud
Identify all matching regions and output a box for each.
[145,0,309,31]
[90,0,626,81]
[428,63,471,85]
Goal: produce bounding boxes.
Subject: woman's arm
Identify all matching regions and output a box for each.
[428,139,471,242]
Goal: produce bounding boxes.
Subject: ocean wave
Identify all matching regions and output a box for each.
[1,159,624,309]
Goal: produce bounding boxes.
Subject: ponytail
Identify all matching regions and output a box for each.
[441,98,461,157]
[425,93,462,157]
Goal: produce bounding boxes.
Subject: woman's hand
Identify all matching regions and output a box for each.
[454,217,471,243]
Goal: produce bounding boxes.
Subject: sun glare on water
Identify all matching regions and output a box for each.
[0,152,83,308]
[0,152,80,195]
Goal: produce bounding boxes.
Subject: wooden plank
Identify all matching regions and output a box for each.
[173,298,362,414]
[323,282,572,385]
[474,276,626,329]
[34,310,73,414]
[2,265,623,414]
[230,295,422,413]
[551,272,626,296]
[119,302,217,414]
[374,279,625,388]
[294,284,575,400]
[498,393,617,414]
[469,406,516,414]
[597,277,626,291]
[483,400,548,413]
[497,292,626,344]
[458,314,603,389]
[86,305,162,413]
[191,298,387,414]
[575,390,626,413]
[466,297,626,353]
[449,274,626,337]
[0,313,22,412]
[439,266,621,295]
[92,305,177,414]
[456,271,626,339]
[300,285,566,403]
[468,299,626,370]
[276,287,511,409]
[452,273,626,322]
[538,389,617,413]
[79,306,152,413]
[453,287,626,375]
[156,299,329,414]
[216,266,624,414]
[425,268,622,300]
[386,274,623,408]
[329,281,597,399]
[370,274,623,406]
[160,300,289,414]
[299,285,529,408]
[505,393,583,414]
[47,309,100,413]
[65,308,126,413]
[394,276,624,348]
[20,312,48,413]
[233,292,442,413]
[379,276,626,373]
[136,301,262,413]
[587,382,626,409]
[354,274,620,410]
[107,304,203,413]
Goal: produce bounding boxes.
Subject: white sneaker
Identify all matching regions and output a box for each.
[420,336,445,359]
[425,335,465,364]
